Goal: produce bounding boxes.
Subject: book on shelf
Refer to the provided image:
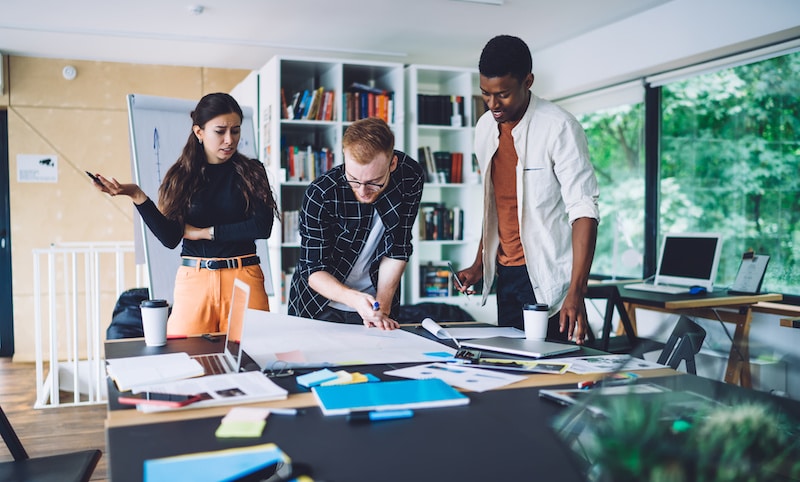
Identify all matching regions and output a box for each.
[472,95,488,125]
[420,261,452,297]
[282,210,300,244]
[346,82,394,123]
[287,91,301,120]
[419,203,463,241]
[417,93,466,126]
[304,86,323,120]
[282,144,335,182]
[433,151,452,183]
[319,89,335,121]
[293,89,312,120]
[417,146,437,183]
[280,88,289,120]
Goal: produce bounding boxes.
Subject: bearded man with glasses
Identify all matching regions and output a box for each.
[288,117,424,329]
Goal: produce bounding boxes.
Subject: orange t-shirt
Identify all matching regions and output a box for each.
[491,121,525,266]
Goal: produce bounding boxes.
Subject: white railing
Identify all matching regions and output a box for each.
[32,241,147,408]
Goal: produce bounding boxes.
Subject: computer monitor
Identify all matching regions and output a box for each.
[654,232,723,291]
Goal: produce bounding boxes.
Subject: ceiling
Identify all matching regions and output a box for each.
[0,0,672,71]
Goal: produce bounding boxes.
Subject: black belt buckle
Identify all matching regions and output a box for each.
[207,258,237,270]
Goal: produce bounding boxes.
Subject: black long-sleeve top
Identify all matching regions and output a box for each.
[135,160,273,258]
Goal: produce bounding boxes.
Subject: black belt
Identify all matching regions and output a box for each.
[181,256,260,270]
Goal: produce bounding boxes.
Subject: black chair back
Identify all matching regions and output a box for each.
[657,316,707,374]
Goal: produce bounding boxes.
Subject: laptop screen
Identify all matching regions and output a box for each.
[224,279,251,370]
[655,232,722,290]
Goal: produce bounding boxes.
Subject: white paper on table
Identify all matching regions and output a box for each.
[132,371,288,412]
[560,354,666,374]
[421,318,525,340]
[384,363,526,393]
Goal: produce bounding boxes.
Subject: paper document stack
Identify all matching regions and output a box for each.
[106,352,204,391]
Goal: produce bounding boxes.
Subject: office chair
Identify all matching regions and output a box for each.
[656,316,707,374]
[0,404,102,482]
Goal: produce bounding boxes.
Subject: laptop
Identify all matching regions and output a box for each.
[192,278,250,375]
[461,336,580,359]
[624,232,723,294]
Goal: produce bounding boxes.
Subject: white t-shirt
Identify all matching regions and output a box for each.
[328,211,385,312]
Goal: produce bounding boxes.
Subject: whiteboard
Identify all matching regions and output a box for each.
[127,93,273,303]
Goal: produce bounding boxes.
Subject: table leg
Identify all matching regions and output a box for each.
[725,308,752,388]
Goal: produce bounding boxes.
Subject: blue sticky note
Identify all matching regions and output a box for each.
[425,351,455,358]
[297,368,338,388]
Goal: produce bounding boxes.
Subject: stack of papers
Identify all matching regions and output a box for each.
[385,363,526,392]
[106,352,204,391]
[133,371,289,413]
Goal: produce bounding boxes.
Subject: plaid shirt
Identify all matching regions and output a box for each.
[288,150,424,318]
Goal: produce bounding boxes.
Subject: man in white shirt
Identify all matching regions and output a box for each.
[456,35,600,344]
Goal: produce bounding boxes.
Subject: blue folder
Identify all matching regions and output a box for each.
[312,378,470,415]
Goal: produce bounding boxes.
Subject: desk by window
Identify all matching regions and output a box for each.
[615,286,782,388]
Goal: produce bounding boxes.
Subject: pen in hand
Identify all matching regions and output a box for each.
[447,262,471,299]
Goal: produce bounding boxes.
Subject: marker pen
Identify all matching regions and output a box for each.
[372,301,381,311]
[269,408,302,416]
[347,409,414,424]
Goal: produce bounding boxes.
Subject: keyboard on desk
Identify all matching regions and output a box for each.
[623,282,689,295]
[192,353,233,375]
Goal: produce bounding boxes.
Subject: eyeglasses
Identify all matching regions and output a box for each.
[343,168,390,192]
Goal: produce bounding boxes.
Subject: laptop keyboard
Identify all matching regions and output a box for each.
[193,354,231,375]
[623,283,689,294]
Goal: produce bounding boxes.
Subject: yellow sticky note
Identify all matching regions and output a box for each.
[214,420,266,438]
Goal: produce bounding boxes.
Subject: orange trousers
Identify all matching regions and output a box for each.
[167,259,270,335]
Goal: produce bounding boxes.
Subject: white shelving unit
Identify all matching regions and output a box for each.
[238,55,405,312]
[404,65,495,321]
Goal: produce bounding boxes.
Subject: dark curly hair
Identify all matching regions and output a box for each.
[478,35,532,83]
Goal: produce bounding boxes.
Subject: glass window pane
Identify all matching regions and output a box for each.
[660,51,800,294]
[579,103,645,279]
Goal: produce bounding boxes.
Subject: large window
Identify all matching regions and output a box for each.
[577,48,800,298]
[659,50,800,295]
[579,103,645,280]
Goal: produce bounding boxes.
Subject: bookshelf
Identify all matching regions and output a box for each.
[404,65,494,320]
[239,56,405,311]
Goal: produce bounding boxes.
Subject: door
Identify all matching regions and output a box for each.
[0,109,13,357]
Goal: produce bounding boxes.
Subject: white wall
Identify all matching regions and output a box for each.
[533,0,800,100]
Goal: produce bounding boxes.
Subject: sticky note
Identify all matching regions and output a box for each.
[215,420,266,438]
[297,368,338,388]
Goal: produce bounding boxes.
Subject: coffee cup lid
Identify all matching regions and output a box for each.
[141,299,169,308]
[523,303,549,311]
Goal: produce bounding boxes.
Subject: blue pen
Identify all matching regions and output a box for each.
[347,409,414,424]
[372,301,380,311]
